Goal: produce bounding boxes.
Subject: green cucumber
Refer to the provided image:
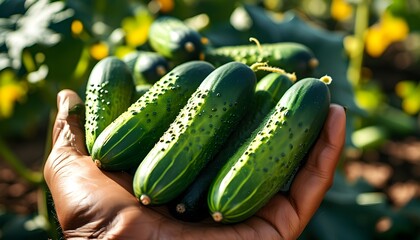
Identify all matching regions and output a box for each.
[132,84,152,102]
[123,51,170,85]
[91,61,215,171]
[148,16,204,64]
[204,42,318,78]
[168,72,295,222]
[208,76,332,224]
[84,56,135,154]
[133,61,257,206]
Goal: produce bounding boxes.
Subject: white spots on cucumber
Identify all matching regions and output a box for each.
[124,73,183,122]
[85,82,116,140]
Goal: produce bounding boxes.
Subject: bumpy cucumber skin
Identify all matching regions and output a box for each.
[84,56,135,154]
[91,61,215,171]
[204,42,317,78]
[255,72,294,101]
[148,16,204,64]
[132,84,152,102]
[168,72,294,222]
[133,62,257,205]
[208,77,330,224]
[123,51,170,85]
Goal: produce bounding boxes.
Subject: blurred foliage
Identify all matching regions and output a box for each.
[0,0,419,239]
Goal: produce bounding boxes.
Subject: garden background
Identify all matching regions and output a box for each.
[0,0,419,239]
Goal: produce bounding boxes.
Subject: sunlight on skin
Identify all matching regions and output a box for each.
[44,89,346,239]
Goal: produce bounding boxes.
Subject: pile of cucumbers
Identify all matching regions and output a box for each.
[83,16,332,224]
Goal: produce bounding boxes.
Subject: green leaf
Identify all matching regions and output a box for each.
[0,0,76,71]
[0,0,26,18]
[388,0,420,31]
[1,213,49,240]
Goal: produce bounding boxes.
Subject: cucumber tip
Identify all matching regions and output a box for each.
[94,159,102,168]
[156,65,167,77]
[320,75,332,85]
[140,194,151,205]
[212,211,223,222]
[309,58,319,69]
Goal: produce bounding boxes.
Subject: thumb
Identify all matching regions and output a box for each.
[51,89,87,155]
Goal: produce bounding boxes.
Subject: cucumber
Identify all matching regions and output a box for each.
[133,61,257,206]
[132,84,152,102]
[123,51,170,85]
[148,16,204,64]
[203,42,318,79]
[84,56,135,154]
[208,76,332,223]
[91,61,215,171]
[168,72,294,222]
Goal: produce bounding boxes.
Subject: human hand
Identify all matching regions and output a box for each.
[44,89,346,240]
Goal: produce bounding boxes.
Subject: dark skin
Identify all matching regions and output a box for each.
[44,89,346,240]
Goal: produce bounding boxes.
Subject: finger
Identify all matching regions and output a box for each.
[288,104,346,222]
[52,89,87,156]
[256,104,346,239]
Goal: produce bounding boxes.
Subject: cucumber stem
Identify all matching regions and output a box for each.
[212,211,223,222]
[184,42,195,53]
[140,194,151,205]
[175,203,186,213]
[94,159,102,168]
[249,37,263,56]
[250,62,297,81]
[156,65,168,77]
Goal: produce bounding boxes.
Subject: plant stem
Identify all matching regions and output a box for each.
[0,138,43,185]
[348,0,371,86]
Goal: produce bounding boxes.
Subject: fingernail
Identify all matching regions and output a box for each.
[342,105,348,114]
[57,93,69,113]
[69,103,85,116]
[57,91,83,115]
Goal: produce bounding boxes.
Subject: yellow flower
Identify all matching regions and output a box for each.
[156,0,174,13]
[90,42,109,60]
[71,20,84,36]
[0,71,27,119]
[396,81,420,115]
[365,25,390,58]
[381,12,409,42]
[365,11,409,57]
[122,7,153,47]
[402,97,420,115]
[331,0,353,21]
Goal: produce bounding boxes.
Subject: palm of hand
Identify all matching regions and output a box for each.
[44,90,345,240]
